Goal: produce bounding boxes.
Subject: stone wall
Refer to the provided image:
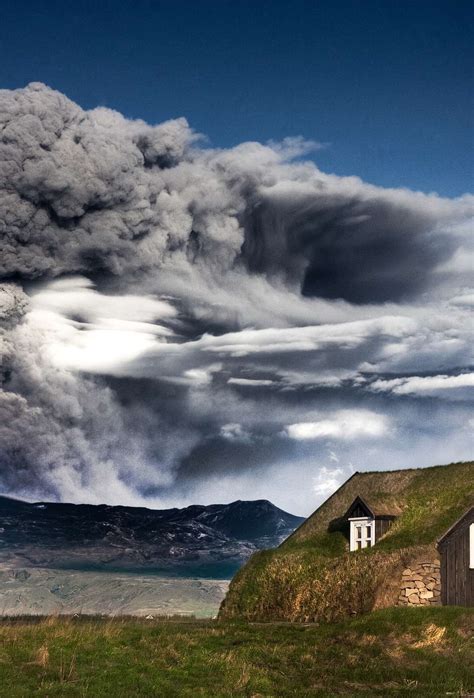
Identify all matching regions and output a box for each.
[398,560,441,606]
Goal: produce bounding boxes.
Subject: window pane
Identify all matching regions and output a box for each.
[366,526,372,539]
[357,541,362,550]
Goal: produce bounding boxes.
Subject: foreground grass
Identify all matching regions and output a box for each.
[0,607,472,697]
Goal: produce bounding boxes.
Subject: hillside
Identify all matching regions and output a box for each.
[0,496,303,578]
[0,608,472,697]
[220,461,474,622]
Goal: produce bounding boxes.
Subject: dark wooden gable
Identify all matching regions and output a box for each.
[344,496,374,520]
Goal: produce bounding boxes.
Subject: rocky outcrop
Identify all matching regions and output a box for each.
[398,561,441,606]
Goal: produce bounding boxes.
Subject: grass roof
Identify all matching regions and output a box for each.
[287,461,474,550]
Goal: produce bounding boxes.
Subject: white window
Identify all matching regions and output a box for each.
[349,517,375,551]
[470,523,474,569]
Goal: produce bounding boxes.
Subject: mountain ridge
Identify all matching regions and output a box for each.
[0,494,304,578]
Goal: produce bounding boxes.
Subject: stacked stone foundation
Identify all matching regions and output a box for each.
[398,560,441,606]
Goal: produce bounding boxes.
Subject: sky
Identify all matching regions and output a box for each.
[0,0,472,196]
[0,2,473,516]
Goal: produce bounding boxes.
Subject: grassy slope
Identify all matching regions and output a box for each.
[0,608,472,697]
[220,462,474,622]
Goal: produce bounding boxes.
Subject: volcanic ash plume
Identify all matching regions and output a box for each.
[0,83,472,505]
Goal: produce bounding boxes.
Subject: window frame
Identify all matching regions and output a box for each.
[470,523,474,569]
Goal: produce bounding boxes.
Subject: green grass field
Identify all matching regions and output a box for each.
[0,607,472,697]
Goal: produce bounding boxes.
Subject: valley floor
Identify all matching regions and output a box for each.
[0,566,228,618]
[0,607,472,697]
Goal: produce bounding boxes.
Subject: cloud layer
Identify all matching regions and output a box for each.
[0,83,472,513]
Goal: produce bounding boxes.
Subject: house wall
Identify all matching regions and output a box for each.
[375,518,392,541]
[397,560,441,607]
[439,517,474,606]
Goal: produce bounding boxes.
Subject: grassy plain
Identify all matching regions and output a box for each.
[0,607,472,697]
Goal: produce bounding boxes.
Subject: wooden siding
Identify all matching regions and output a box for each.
[439,509,474,607]
[375,518,392,541]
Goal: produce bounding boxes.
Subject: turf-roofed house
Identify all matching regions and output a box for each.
[219,461,474,622]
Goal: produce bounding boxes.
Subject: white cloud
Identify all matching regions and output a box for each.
[28,278,178,375]
[26,308,159,375]
[277,368,357,388]
[32,276,177,323]
[220,423,251,442]
[450,292,474,307]
[198,316,416,357]
[286,410,389,441]
[370,373,474,398]
[312,466,345,496]
[227,377,274,386]
[182,364,222,386]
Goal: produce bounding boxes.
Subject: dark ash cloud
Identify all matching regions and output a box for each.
[1,82,471,299]
[243,187,460,303]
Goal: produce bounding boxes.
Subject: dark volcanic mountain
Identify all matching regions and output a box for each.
[0,496,304,578]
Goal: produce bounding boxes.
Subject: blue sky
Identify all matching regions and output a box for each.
[1,0,472,196]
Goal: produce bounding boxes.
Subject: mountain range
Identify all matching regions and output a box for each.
[0,495,304,578]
